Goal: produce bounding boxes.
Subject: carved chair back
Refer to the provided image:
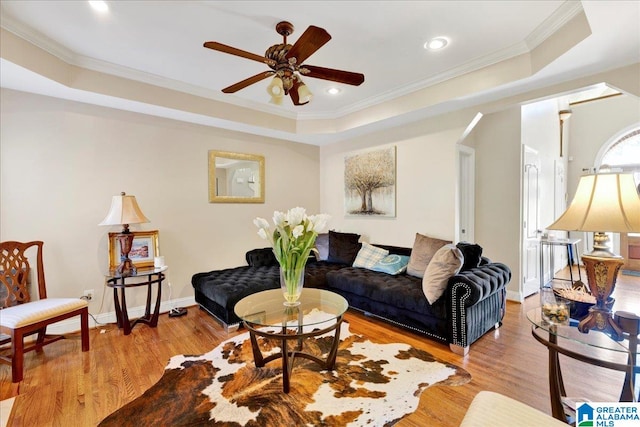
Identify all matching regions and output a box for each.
[0,241,46,308]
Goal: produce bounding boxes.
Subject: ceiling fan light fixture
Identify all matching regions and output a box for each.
[295,79,313,104]
[269,94,284,105]
[266,76,284,97]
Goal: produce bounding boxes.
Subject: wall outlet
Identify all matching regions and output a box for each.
[83,289,94,301]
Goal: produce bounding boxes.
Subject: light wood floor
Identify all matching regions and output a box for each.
[1,268,639,426]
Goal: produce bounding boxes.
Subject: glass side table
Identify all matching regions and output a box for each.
[106,266,167,335]
[234,288,348,393]
[526,308,639,422]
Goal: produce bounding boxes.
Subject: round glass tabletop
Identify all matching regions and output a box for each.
[234,288,348,329]
[526,308,632,354]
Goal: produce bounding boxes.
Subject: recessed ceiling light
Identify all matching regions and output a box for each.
[424,37,449,50]
[88,1,109,13]
[326,87,341,95]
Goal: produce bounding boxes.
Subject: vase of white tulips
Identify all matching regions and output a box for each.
[254,207,330,306]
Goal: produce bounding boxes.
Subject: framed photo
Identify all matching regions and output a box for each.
[108,230,160,270]
[344,146,396,217]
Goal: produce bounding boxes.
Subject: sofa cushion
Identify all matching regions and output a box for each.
[313,233,329,261]
[457,242,483,271]
[407,233,452,278]
[246,248,278,267]
[326,267,447,318]
[371,254,410,275]
[327,230,361,265]
[353,243,389,269]
[422,244,464,304]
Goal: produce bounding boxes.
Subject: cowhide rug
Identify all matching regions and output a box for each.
[99,320,470,427]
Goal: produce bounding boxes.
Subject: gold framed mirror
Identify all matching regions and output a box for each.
[208,150,265,203]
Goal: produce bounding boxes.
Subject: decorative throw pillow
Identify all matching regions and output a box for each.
[457,242,483,271]
[327,230,361,265]
[314,233,329,261]
[422,244,464,304]
[406,233,452,278]
[371,254,411,275]
[353,242,389,269]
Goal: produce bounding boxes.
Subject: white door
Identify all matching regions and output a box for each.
[457,146,475,243]
[522,146,541,298]
[553,161,568,268]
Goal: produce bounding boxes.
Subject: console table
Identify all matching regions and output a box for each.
[106,266,167,335]
[527,308,639,422]
[539,238,582,288]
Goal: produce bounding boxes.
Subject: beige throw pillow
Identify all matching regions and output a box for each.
[406,233,452,278]
[422,244,464,304]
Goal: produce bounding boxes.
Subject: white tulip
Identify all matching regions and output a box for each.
[253,217,270,230]
[273,211,286,228]
[292,225,305,238]
[257,228,269,240]
[286,207,306,227]
[311,214,331,233]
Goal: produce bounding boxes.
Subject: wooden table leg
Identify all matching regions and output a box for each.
[326,315,343,369]
[113,288,123,329]
[548,331,566,421]
[150,280,162,327]
[282,332,290,394]
[118,287,132,335]
[615,311,640,402]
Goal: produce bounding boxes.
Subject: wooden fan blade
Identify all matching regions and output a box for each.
[285,26,331,64]
[204,41,275,66]
[222,71,273,93]
[302,65,365,86]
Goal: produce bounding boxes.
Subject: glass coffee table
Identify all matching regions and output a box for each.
[527,308,639,422]
[234,288,348,393]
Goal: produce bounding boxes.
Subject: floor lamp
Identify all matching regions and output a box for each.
[99,192,150,277]
[547,172,640,339]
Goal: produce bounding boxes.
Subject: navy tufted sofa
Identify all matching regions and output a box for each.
[192,245,511,355]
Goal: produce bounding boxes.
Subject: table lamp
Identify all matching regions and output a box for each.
[99,192,149,276]
[547,172,640,339]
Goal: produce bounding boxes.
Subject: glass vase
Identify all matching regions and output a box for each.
[280,266,304,306]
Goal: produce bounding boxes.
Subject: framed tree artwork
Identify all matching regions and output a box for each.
[344,146,396,217]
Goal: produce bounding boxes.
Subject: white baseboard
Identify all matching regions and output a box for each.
[506,289,523,303]
[45,296,197,335]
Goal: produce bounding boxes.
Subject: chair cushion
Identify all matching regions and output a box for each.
[0,298,87,328]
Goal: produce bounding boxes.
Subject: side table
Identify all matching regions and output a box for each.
[539,238,582,288]
[527,308,639,422]
[106,266,167,335]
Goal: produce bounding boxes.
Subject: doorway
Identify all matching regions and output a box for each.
[522,145,541,298]
[457,145,475,243]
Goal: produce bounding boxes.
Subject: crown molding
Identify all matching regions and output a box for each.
[0,1,585,123]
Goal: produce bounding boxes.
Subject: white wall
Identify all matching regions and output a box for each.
[320,117,468,247]
[0,89,320,317]
[473,106,522,299]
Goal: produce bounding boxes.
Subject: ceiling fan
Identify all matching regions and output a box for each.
[203,21,365,106]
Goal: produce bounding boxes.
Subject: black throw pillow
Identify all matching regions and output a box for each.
[456,242,483,271]
[327,230,361,265]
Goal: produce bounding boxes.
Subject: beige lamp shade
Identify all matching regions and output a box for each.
[547,173,640,233]
[99,192,149,226]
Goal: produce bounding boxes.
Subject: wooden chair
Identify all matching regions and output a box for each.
[0,241,89,382]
